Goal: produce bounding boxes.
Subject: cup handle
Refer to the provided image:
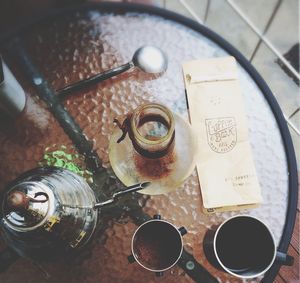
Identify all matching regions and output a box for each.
[153,214,161,219]
[275,251,294,266]
[127,254,136,264]
[178,226,187,236]
[0,248,19,272]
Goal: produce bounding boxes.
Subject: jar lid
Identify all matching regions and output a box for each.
[2,182,50,230]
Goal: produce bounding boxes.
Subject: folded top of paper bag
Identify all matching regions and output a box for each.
[182,56,262,213]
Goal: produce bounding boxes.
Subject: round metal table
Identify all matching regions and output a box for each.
[0,3,297,283]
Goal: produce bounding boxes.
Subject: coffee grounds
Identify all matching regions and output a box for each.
[133,150,176,180]
[133,221,182,270]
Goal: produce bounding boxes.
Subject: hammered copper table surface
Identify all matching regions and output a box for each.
[0,11,290,283]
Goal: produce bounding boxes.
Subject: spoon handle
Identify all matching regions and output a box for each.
[56,61,134,99]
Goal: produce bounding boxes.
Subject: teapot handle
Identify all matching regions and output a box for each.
[0,248,19,272]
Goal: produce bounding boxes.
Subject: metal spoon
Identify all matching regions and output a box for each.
[56,46,167,99]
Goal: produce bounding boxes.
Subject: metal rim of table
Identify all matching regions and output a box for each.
[0,2,298,282]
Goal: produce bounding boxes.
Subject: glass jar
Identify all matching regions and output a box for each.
[109,103,197,195]
[128,103,175,158]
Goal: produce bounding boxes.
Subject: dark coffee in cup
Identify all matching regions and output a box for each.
[215,216,275,276]
[203,215,294,279]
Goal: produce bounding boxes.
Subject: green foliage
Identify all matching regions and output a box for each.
[39,145,93,182]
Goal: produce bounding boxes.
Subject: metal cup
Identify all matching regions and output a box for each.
[203,215,294,279]
[128,215,187,276]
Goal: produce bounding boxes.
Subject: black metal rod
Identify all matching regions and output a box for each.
[4,39,103,174]
[178,249,219,283]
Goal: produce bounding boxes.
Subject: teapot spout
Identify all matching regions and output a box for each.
[93,182,151,209]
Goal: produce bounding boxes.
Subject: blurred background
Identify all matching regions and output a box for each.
[0,1,299,282]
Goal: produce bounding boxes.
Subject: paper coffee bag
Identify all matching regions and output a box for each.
[182,57,262,213]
